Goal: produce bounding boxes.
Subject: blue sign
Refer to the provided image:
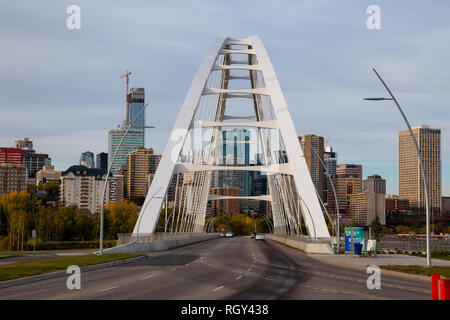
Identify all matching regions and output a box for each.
[345,226,368,253]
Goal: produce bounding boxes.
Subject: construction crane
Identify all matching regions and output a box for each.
[120,70,132,125]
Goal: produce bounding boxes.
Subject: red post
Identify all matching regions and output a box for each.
[439,279,450,300]
[432,274,440,300]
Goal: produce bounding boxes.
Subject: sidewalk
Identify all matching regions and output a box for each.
[309,253,450,267]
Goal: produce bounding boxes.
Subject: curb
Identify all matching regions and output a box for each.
[306,254,431,282]
[0,255,146,290]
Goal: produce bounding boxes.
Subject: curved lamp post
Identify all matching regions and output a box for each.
[296,192,317,242]
[99,103,149,254]
[308,147,341,253]
[364,68,431,267]
[261,214,274,234]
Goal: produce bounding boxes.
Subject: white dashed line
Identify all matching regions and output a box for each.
[98,286,117,293]
[248,268,252,272]
[236,275,243,280]
[143,274,155,279]
[213,286,224,292]
[170,267,177,271]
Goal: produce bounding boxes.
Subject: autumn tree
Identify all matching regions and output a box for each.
[104,200,139,239]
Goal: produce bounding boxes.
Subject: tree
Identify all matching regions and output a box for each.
[105,200,139,239]
[396,225,411,234]
[229,214,253,235]
[75,209,96,241]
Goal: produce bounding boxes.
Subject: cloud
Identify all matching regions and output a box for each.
[0,0,449,195]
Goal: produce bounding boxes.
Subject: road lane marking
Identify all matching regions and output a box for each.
[170,267,177,270]
[248,268,252,272]
[236,275,242,280]
[98,286,117,293]
[143,274,155,279]
[213,286,224,292]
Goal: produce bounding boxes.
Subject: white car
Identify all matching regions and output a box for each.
[225,231,234,238]
[255,233,265,241]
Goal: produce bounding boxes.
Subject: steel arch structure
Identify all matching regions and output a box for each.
[132,36,330,239]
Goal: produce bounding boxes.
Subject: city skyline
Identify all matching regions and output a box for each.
[0,1,449,195]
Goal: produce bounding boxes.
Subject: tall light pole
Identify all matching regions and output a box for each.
[364,68,431,266]
[306,147,341,253]
[99,103,149,254]
[296,192,317,242]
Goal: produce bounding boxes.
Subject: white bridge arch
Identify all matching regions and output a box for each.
[132,36,330,240]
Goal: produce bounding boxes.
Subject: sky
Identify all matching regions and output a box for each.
[0,0,449,195]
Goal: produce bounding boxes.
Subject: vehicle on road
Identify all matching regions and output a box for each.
[250,232,257,238]
[225,230,234,238]
[220,232,225,237]
[255,233,265,241]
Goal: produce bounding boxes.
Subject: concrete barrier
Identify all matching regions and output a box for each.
[101,233,220,253]
[266,234,334,254]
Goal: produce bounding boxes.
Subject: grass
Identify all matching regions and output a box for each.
[0,253,142,282]
[408,250,450,261]
[381,265,450,278]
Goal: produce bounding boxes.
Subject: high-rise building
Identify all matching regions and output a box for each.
[22,150,51,181]
[220,128,251,196]
[0,148,23,166]
[363,174,386,194]
[124,148,161,199]
[60,165,122,214]
[35,165,61,185]
[298,135,324,201]
[323,146,337,175]
[442,196,450,216]
[128,88,145,130]
[15,138,33,151]
[323,146,337,203]
[80,151,95,168]
[0,163,27,196]
[13,138,51,180]
[209,187,241,216]
[328,164,362,222]
[399,125,441,214]
[96,152,108,170]
[108,128,144,174]
[349,173,386,225]
[107,85,146,175]
[350,192,386,225]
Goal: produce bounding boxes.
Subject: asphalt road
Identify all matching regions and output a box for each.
[0,236,431,300]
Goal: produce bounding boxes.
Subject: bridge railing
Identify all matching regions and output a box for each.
[272,233,332,244]
[117,232,212,246]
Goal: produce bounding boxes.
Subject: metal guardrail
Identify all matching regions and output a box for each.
[117,232,215,246]
[377,239,450,253]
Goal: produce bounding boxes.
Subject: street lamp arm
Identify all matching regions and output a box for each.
[370,68,431,267]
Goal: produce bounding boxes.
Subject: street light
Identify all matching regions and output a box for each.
[99,103,150,254]
[296,191,317,242]
[305,147,341,253]
[364,68,432,267]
